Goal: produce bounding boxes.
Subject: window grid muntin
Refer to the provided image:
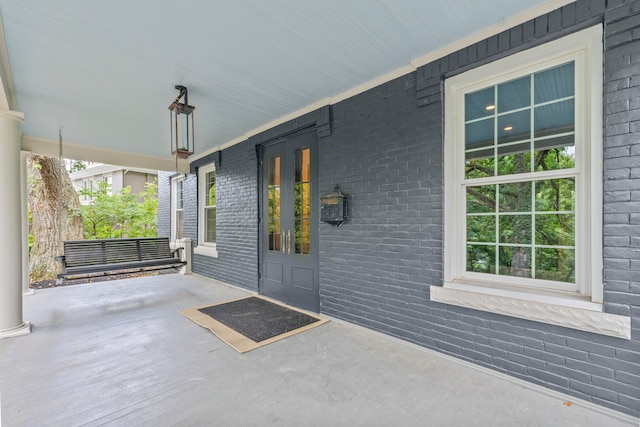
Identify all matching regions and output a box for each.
[465,178,576,285]
[463,62,577,290]
[465,63,576,180]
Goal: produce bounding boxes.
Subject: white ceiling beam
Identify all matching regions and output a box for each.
[21,135,189,173]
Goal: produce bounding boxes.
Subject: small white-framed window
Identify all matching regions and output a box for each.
[171,175,184,242]
[104,175,112,195]
[82,179,89,203]
[195,163,218,257]
[432,25,630,339]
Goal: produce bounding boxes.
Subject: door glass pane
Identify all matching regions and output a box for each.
[268,156,281,251]
[295,219,310,254]
[294,148,311,254]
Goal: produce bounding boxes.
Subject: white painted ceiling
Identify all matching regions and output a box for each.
[0,0,565,166]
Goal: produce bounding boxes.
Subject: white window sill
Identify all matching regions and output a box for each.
[430,281,631,339]
[193,245,218,258]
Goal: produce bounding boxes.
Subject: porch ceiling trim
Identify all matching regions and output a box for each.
[21,135,189,173]
[191,0,576,163]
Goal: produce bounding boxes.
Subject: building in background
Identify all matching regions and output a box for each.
[70,163,157,204]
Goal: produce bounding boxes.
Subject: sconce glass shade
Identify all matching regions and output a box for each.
[169,88,195,159]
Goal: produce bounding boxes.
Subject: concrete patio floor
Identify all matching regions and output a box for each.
[0,274,636,427]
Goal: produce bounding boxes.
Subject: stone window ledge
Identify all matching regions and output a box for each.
[430,283,631,340]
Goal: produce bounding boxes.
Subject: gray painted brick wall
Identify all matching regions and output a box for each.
[158,142,259,291]
[190,140,259,291]
[317,0,639,417]
[157,0,640,417]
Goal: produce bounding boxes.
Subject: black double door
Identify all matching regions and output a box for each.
[260,131,319,312]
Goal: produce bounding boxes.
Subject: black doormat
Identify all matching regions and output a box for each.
[198,297,319,342]
[180,296,329,352]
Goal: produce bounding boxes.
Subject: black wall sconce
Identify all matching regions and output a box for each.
[320,185,348,226]
[169,85,195,159]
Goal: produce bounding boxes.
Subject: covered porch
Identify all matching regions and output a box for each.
[0,0,576,340]
[0,274,633,426]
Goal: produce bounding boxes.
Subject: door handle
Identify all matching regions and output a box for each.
[287,230,291,255]
[281,230,285,254]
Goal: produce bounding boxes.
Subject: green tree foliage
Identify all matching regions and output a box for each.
[78,180,158,239]
[69,160,87,173]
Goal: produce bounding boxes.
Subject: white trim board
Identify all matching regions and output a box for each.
[21,135,189,173]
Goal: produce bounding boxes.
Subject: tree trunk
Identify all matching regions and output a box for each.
[510,153,531,277]
[28,155,83,282]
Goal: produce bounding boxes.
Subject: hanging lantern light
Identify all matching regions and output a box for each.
[169,85,195,159]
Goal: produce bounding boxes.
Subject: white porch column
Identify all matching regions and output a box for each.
[21,151,33,296]
[0,110,31,339]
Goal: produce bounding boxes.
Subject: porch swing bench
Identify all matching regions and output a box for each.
[55,237,186,284]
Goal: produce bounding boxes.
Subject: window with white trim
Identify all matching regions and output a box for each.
[433,26,629,339]
[82,180,89,203]
[104,175,112,195]
[171,175,184,242]
[195,163,218,257]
